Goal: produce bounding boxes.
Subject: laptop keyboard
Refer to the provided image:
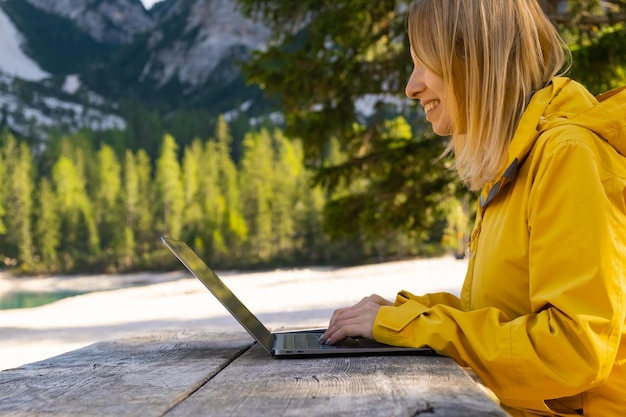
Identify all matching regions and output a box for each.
[283,333,322,350]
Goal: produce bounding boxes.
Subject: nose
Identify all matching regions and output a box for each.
[405,66,424,99]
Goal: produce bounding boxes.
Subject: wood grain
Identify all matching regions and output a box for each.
[0,330,253,417]
[0,330,509,417]
[166,343,509,417]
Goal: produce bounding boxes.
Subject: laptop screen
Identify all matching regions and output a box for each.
[161,237,275,352]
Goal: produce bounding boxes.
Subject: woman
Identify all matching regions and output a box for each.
[320,1,626,416]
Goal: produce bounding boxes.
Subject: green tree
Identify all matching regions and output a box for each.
[239,129,275,262]
[35,178,61,272]
[271,129,300,257]
[296,176,327,264]
[0,132,8,248]
[2,134,36,271]
[540,0,626,84]
[274,132,329,263]
[181,138,205,244]
[167,109,217,151]
[120,149,139,269]
[155,133,184,239]
[118,100,164,159]
[95,144,124,270]
[236,0,458,245]
[236,0,626,257]
[213,116,248,262]
[127,149,155,266]
[200,138,229,265]
[52,155,100,271]
[548,0,626,92]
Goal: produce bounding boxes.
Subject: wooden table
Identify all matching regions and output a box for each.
[0,330,509,416]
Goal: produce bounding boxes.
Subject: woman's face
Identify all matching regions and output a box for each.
[405,48,453,136]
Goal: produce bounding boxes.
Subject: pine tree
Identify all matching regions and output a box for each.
[273,132,328,263]
[95,144,124,270]
[236,0,460,251]
[119,149,140,270]
[122,148,155,267]
[201,139,228,264]
[52,154,100,271]
[299,177,327,263]
[2,135,36,271]
[271,129,299,258]
[35,178,60,272]
[214,117,247,263]
[0,132,8,254]
[181,139,204,243]
[155,133,184,239]
[239,129,274,262]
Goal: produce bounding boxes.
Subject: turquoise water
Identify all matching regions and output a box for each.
[0,290,85,310]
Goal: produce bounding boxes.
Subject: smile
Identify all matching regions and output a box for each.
[423,100,440,114]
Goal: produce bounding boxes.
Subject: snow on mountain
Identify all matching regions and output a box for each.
[0,7,48,81]
[0,0,269,136]
[0,71,126,137]
[62,75,81,95]
[140,0,162,9]
[0,6,125,137]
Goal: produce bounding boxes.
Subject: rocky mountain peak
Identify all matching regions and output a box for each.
[143,0,269,87]
[0,0,272,137]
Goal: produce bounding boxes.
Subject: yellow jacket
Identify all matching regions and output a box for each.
[372,78,626,417]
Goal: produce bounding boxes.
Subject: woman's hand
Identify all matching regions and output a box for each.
[320,294,393,345]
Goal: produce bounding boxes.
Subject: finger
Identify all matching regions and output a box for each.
[322,296,390,344]
[326,322,368,345]
[322,311,354,343]
[324,303,379,344]
[327,300,364,329]
[323,307,358,341]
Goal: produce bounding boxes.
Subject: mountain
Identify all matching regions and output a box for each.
[0,0,271,139]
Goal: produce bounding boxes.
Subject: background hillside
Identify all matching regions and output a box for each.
[0,0,272,150]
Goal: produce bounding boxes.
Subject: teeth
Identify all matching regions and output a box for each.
[423,101,439,113]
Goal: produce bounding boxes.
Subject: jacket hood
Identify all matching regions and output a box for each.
[479,78,626,210]
[509,77,626,165]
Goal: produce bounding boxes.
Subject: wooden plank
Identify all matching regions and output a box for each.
[0,330,253,417]
[167,343,509,417]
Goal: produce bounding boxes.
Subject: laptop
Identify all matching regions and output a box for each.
[161,236,434,358]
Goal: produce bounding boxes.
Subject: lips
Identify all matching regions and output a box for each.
[423,100,440,114]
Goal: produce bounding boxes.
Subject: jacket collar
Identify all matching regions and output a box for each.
[478,78,566,209]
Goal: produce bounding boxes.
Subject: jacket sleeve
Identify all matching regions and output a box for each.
[392,290,461,310]
[372,134,626,407]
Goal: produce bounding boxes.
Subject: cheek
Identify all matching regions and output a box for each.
[435,103,455,135]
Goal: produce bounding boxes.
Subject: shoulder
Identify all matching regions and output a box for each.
[532,123,599,163]
[528,122,626,190]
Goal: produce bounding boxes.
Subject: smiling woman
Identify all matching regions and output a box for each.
[320,1,626,416]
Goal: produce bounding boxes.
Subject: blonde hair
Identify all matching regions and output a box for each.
[408,0,570,190]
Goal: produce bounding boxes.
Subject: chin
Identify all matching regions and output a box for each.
[432,126,453,136]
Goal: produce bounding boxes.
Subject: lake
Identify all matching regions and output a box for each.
[0,290,86,310]
[0,271,190,311]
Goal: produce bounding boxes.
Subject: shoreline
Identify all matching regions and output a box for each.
[0,270,190,293]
